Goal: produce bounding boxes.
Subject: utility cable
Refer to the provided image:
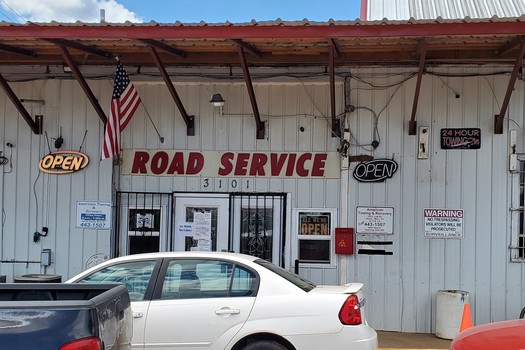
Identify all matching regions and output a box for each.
[0,0,26,22]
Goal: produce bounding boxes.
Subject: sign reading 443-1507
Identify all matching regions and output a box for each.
[76,201,112,230]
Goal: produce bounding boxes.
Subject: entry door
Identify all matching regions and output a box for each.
[230,193,287,265]
[173,194,230,252]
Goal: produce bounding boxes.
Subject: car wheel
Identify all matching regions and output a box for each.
[242,340,288,350]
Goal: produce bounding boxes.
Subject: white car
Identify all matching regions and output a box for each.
[67,252,377,350]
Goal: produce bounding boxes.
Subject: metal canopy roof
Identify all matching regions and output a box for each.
[0,17,525,67]
[1,18,524,137]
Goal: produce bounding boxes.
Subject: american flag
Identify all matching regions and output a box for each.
[102,61,141,159]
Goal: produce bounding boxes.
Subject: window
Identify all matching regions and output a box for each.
[295,210,335,264]
[511,156,525,261]
[160,259,257,300]
[75,260,157,301]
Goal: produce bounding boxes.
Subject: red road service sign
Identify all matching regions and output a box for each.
[39,151,89,174]
[122,150,340,178]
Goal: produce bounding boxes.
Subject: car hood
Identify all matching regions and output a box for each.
[451,319,525,350]
[310,282,363,294]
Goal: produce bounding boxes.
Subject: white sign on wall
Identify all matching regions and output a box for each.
[356,206,394,234]
[424,208,464,238]
[76,201,112,229]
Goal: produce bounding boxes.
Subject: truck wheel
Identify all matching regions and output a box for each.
[242,340,288,350]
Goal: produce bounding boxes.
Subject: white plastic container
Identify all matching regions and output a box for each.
[435,290,469,340]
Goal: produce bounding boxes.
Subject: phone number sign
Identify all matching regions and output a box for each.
[76,201,112,229]
[356,206,394,234]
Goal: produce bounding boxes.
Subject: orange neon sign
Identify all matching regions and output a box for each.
[39,151,89,174]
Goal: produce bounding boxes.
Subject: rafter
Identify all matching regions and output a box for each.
[0,73,42,134]
[409,39,427,135]
[495,38,525,134]
[238,46,265,139]
[231,39,262,58]
[58,45,108,124]
[138,39,187,58]
[0,43,37,57]
[148,45,194,136]
[45,38,113,59]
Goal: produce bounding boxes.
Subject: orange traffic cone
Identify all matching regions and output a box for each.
[460,303,473,332]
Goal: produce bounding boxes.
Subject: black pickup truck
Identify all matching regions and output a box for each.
[0,283,132,350]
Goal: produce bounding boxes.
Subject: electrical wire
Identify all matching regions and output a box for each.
[0,0,26,22]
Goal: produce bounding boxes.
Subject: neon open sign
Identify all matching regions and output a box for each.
[353,159,398,182]
[39,151,89,174]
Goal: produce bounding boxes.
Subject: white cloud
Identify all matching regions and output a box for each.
[1,0,142,23]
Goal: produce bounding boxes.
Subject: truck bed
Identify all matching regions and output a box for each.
[0,283,132,350]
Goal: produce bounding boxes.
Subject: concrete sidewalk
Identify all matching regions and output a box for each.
[378,331,452,350]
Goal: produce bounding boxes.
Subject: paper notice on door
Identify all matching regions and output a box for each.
[193,211,212,240]
[177,222,194,237]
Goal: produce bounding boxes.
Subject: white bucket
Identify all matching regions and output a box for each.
[435,290,469,340]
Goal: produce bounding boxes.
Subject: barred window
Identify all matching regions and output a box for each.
[511,156,525,261]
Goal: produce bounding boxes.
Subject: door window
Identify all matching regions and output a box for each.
[160,259,257,300]
[184,207,218,251]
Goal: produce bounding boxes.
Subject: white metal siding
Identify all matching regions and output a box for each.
[0,79,113,282]
[1,68,524,333]
[367,0,525,20]
[347,66,525,331]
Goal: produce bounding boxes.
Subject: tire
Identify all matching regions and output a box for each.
[520,307,525,319]
[242,340,288,350]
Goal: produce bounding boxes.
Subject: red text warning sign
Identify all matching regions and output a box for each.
[424,208,464,239]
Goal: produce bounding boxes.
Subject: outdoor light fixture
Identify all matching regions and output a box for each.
[209,93,225,107]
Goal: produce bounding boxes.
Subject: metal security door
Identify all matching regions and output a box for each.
[115,192,173,257]
[229,193,287,267]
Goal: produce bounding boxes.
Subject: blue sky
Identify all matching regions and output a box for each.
[122,0,362,23]
[0,0,361,23]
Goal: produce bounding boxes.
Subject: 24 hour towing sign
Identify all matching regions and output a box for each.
[122,150,340,178]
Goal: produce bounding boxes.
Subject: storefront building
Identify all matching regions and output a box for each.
[0,16,525,333]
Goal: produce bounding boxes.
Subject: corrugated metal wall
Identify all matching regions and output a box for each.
[0,67,524,332]
[367,0,525,20]
[347,66,525,331]
[0,79,113,281]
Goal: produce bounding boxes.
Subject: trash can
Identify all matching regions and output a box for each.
[14,274,62,283]
[436,290,469,340]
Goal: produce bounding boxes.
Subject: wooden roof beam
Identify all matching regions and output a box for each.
[328,38,339,57]
[0,43,37,57]
[496,35,524,56]
[45,38,112,59]
[237,46,265,139]
[138,39,187,58]
[231,39,262,58]
[148,45,194,135]
[495,38,525,134]
[409,39,427,135]
[0,73,42,134]
[58,45,107,124]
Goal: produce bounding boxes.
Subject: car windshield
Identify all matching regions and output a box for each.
[255,259,316,292]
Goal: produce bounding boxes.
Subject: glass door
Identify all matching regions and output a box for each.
[173,194,230,252]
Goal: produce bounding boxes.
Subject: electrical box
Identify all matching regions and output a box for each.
[41,249,52,266]
[335,228,354,255]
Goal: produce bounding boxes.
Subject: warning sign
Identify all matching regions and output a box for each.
[424,208,464,239]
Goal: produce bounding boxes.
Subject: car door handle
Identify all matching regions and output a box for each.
[133,312,144,318]
[215,308,240,315]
